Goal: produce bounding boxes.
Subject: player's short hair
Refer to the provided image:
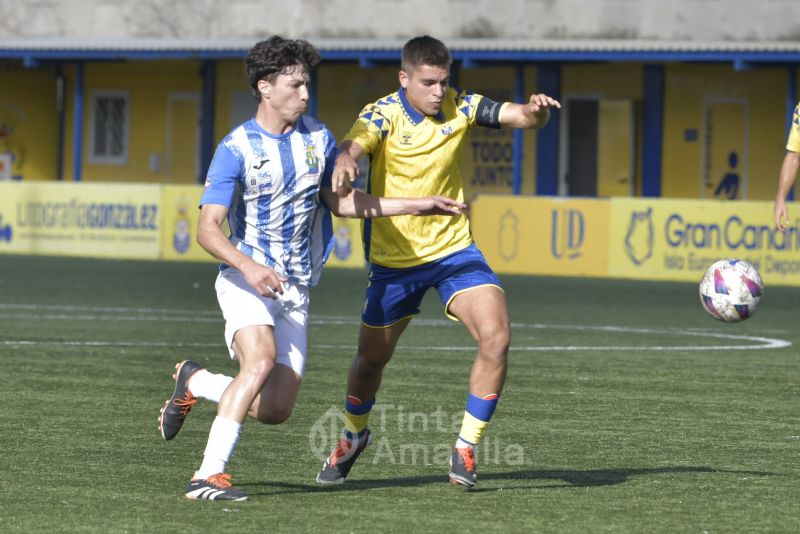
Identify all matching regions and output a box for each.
[401,35,452,72]
[246,36,322,100]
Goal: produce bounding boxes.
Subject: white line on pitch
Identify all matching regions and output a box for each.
[0,303,792,351]
[2,340,221,347]
[0,313,221,323]
[0,303,221,315]
[2,338,790,351]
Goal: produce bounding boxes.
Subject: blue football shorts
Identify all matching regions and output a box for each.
[361,242,503,327]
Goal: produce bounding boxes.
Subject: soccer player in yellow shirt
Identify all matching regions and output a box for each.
[774,101,800,231]
[316,35,560,488]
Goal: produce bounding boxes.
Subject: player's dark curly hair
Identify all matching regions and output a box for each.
[245,36,322,100]
[401,35,452,71]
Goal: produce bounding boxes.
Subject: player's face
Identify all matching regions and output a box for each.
[263,65,311,123]
[400,64,449,116]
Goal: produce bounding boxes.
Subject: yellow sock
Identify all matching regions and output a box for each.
[456,393,499,446]
[344,395,374,436]
[458,411,489,445]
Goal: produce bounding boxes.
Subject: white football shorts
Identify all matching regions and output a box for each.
[214,268,310,377]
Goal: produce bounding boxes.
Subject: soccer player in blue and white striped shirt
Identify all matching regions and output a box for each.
[157,36,465,501]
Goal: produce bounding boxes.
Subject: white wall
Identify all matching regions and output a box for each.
[1,0,799,41]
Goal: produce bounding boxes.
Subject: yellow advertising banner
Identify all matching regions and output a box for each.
[159,186,366,268]
[160,185,209,262]
[607,197,796,285]
[0,181,160,259]
[7,183,794,287]
[471,195,610,276]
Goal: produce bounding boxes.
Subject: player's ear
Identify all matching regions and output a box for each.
[257,79,271,98]
[399,70,409,88]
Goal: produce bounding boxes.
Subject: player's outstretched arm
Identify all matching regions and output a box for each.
[197,203,286,297]
[331,140,364,197]
[774,150,800,231]
[498,93,561,130]
[320,189,465,219]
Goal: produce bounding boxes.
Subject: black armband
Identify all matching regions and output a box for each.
[475,97,503,129]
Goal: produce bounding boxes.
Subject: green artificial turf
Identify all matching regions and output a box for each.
[0,254,798,532]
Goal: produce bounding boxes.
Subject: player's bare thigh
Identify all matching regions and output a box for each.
[232,326,302,424]
[216,325,275,421]
[232,325,276,370]
[447,285,510,346]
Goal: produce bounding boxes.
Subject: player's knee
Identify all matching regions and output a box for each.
[256,403,293,425]
[354,351,391,372]
[478,324,510,359]
[241,358,274,385]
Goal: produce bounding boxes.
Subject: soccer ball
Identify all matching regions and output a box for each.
[699,259,763,322]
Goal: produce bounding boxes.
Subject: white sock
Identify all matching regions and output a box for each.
[188,370,233,403]
[194,416,242,480]
[455,437,474,450]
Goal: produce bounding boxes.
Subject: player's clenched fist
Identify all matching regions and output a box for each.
[241,262,286,299]
[332,153,358,197]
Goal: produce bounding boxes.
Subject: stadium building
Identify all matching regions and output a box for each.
[1,0,799,200]
[2,0,800,285]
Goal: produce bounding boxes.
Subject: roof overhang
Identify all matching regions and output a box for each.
[2,37,800,67]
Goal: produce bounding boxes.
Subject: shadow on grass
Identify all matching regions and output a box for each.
[238,466,780,496]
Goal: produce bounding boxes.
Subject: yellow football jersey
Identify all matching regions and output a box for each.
[345,87,485,268]
[787,102,800,153]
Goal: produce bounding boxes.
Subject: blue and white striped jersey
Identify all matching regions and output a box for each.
[200,116,336,287]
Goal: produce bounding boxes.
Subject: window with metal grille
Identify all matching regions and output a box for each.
[89,91,129,165]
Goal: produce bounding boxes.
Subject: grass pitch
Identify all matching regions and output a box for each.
[1,254,798,532]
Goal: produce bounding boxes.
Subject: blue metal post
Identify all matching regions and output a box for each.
[512,64,524,195]
[787,66,797,201]
[450,60,459,89]
[642,65,665,197]
[56,65,65,181]
[535,63,561,195]
[199,60,216,184]
[72,62,84,181]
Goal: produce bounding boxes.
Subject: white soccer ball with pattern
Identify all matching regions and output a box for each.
[699,259,763,322]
